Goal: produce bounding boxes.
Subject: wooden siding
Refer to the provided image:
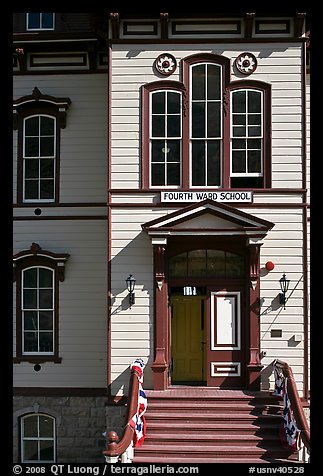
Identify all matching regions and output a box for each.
[110,206,306,395]
[110,44,303,190]
[13,219,108,388]
[13,74,108,204]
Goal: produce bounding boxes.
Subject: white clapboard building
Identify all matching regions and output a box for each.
[13,11,310,464]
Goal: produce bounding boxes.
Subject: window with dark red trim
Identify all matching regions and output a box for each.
[13,243,69,364]
[13,88,71,205]
[141,54,271,190]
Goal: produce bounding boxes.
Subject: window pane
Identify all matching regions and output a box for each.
[247,139,261,150]
[167,115,180,137]
[24,311,38,331]
[152,140,165,162]
[192,64,205,100]
[248,150,262,173]
[39,312,54,330]
[28,13,41,29]
[152,92,165,114]
[248,126,261,137]
[192,103,205,138]
[40,137,55,157]
[40,159,54,179]
[233,114,246,125]
[25,159,39,179]
[233,126,246,137]
[24,180,39,200]
[24,268,37,287]
[167,92,180,113]
[207,141,221,185]
[232,139,246,150]
[39,289,53,309]
[248,91,261,113]
[25,138,39,157]
[24,332,38,352]
[40,441,54,461]
[39,268,53,287]
[232,151,246,173]
[169,252,187,277]
[40,117,54,135]
[207,250,226,276]
[166,140,180,162]
[39,416,54,437]
[167,163,180,185]
[40,180,54,199]
[192,141,205,186]
[152,115,165,137]
[39,332,53,352]
[23,416,38,437]
[248,114,261,125]
[207,64,221,100]
[42,13,54,29]
[207,102,221,137]
[225,252,244,277]
[233,91,246,113]
[188,250,206,277]
[24,440,38,461]
[25,117,39,135]
[151,163,165,186]
[23,289,37,309]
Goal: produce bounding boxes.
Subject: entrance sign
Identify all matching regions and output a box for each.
[161,190,253,203]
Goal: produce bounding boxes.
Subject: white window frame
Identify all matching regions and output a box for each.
[230,88,264,178]
[26,13,55,31]
[149,89,183,189]
[22,266,55,356]
[23,114,56,203]
[189,62,223,188]
[21,413,56,463]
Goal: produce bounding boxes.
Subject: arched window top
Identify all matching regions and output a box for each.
[13,243,70,282]
[13,87,71,130]
[169,249,244,278]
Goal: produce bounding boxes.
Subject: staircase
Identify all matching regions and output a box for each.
[133,387,300,464]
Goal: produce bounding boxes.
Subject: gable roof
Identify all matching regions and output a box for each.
[142,199,274,238]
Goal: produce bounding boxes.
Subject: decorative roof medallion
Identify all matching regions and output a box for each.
[235,52,258,75]
[154,53,177,76]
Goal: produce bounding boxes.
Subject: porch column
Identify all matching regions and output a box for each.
[247,238,263,390]
[151,239,168,390]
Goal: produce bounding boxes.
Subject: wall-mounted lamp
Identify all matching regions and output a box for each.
[126,274,136,307]
[279,273,290,309]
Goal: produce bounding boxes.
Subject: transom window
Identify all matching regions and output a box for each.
[21,414,56,463]
[27,13,55,31]
[23,115,56,202]
[141,54,271,190]
[169,249,245,278]
[22,267,54,354]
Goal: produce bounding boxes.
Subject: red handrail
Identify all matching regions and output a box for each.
[103,368,140,459]
[274,359,310,452]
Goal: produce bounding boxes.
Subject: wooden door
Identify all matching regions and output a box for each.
[171,296,206,383]
[206,289,246,387]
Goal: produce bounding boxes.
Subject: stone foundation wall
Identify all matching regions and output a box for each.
[13,395,109,463]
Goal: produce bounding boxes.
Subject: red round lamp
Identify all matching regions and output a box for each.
[265,261,275,271]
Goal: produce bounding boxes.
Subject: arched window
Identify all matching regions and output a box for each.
[21,413,56,463]
[13,87,71,204]
[13,243,69,364]
[141,54,271,190]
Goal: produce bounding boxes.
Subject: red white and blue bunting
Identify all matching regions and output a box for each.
[128,358,147,447]
[273,361,300,451]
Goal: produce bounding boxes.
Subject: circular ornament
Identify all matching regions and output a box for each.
[154,53,177,76]
[235,52,257,75]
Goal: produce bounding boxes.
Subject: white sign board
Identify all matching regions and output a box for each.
[160,191,253,203]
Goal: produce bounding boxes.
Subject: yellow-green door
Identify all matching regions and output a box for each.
[171,296,206,383]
